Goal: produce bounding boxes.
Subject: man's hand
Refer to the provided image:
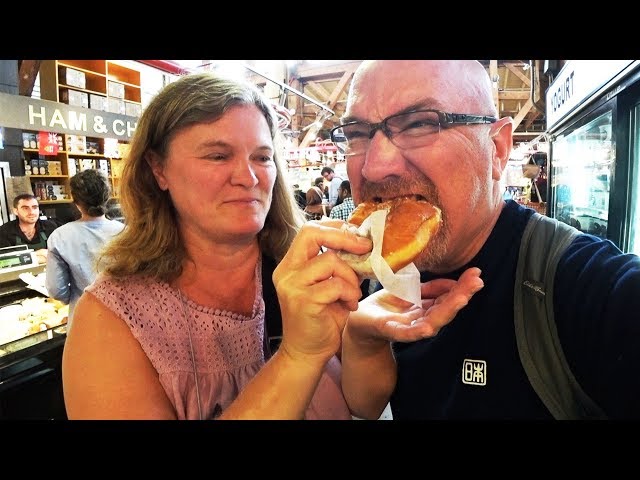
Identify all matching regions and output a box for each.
[347,267,484,344]
[35,248,48,264]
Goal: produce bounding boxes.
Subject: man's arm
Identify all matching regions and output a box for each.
[342,321,397,419]
[341,268,484,418]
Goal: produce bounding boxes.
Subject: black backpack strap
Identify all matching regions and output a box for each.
[514,213,607,419]
[261,254,282,358]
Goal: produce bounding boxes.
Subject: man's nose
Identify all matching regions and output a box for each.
[360,130,408,182]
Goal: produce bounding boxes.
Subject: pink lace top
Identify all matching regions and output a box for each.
[86,261,351,420]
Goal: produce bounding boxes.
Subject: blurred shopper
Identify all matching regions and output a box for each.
[329,180,355,221]
[62,72,368,419]
[304,176,330,220]
[321,166,343,207]
[292,184,306,210]
[0,193,59,264]
[45,169,124,331]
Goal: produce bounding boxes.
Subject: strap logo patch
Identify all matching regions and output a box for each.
[523,279,546,298]
[462,359,487,386]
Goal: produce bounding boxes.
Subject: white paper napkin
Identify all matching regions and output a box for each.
[343,210,421,306]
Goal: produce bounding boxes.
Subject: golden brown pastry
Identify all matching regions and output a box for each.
[339,195,442,279]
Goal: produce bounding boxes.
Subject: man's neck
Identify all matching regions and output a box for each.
[19,220,36,230]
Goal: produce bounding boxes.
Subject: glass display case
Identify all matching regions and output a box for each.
[550,109,614,239]
[629,104,640,255]
[0,253,67,419]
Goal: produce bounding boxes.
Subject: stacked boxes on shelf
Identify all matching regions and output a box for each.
[58,66,86,89]
[107,80,126,115]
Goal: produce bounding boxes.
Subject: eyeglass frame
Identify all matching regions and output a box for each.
[329,109,498,155]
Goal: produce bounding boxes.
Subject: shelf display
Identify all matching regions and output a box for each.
[39,60,142,118]
[22,130,126,204]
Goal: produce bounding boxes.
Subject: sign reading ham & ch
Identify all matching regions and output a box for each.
[0,91,137,141]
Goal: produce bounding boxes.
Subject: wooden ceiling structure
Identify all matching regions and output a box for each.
[250,60,551,149]
[18,59,552,149]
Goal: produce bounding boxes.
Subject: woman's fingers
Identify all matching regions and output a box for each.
[283,221,372,267]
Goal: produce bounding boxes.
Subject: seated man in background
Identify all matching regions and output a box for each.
[329,180,355,221]
[0,193,59,264]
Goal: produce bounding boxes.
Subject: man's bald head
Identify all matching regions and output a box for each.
[346,60,498,119]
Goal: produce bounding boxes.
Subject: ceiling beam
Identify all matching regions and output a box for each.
[504,63,531,86]
[304,81,332,103]
[499,90,531,100]
[299,65,357,148]
[490,60,499,113]
[511,98,534,130]
[294,61,362,81]
[18,60,41,97]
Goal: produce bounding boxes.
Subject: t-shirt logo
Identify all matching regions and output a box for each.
[462,359,487,386]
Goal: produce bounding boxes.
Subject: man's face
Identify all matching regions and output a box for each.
[343,60,512,272]
[14,199,40,225]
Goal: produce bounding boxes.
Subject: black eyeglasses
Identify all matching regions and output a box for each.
[330,109,497,156]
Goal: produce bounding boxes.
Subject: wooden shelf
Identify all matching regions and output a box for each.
[40,59,142,113]
[28,175,69,179]
[22,130,128,204]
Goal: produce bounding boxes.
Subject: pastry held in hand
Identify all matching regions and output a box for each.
[337,195,442,305]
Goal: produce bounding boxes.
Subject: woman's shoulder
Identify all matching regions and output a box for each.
[88,273,175,324]
[88,273,161,301]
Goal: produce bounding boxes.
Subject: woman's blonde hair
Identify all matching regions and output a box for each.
[100,72,305,282]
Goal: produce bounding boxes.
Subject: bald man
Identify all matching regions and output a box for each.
[338,60,640,420]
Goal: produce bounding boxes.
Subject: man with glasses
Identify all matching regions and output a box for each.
[332,60,640,419]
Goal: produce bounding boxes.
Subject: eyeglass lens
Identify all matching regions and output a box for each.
[332,110,442,155]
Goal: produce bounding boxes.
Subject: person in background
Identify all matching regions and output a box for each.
[62,71,369,420]
[321,166,343,208]
[292,184,306,210]
[330,60,640,419]
[45,169,124,332]
[329,180,355,221]
[0,193,59,264]
[304,176,329,220]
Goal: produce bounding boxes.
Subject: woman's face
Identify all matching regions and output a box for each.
[150,104,277,245]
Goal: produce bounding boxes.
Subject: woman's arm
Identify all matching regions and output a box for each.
[222,221,372,419]
[62,292,177,419]
[45,242,71,303]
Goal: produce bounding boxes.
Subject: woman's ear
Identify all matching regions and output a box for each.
[146,151,169,191]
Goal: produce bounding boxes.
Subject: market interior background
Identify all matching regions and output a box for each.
[17,59,552,155]
[10,59,640,420]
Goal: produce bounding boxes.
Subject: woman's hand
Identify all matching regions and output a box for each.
[347,267,484,344]
[273,219,373,364]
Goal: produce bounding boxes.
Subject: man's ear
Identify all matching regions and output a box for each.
[490,117,514,181]
[145,151,169,191]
